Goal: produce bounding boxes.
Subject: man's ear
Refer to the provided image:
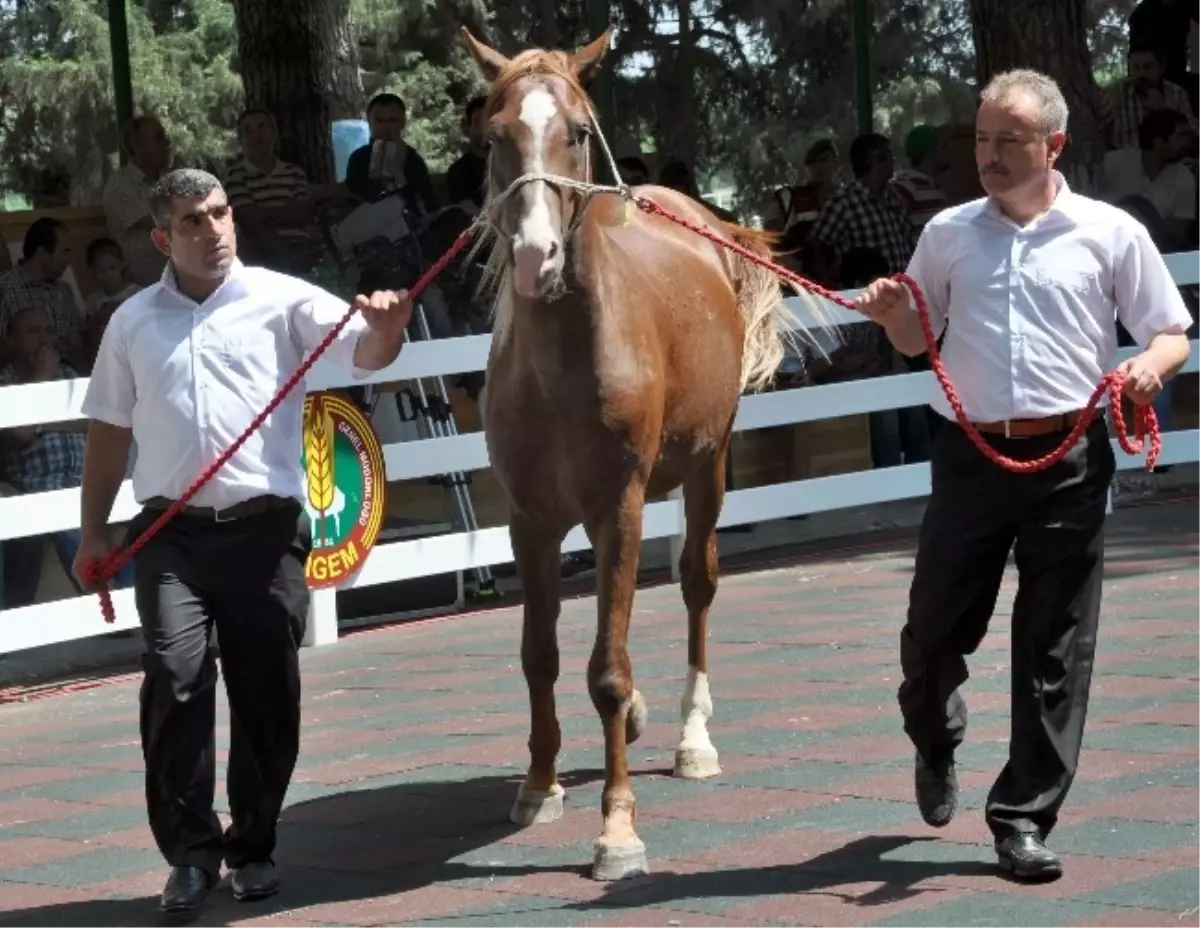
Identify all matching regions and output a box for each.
[1047,128,1068,165]
[150,227,171,258]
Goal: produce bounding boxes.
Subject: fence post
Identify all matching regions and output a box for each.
[304,587,339,646]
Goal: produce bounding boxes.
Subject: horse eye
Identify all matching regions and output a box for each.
[569,125,591,147]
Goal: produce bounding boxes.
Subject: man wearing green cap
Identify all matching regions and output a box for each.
[891,125,949,231]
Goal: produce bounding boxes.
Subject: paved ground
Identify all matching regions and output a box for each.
[0,501,1195,927]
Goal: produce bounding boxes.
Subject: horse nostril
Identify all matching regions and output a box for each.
[546,240,560,261]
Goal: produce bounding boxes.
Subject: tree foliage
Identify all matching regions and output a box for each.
[0,0,1141,210]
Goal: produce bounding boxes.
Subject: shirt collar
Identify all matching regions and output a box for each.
[983,170,1076,229]
[160,258,249,308]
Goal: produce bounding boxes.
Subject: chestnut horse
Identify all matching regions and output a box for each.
[463,27,821,880]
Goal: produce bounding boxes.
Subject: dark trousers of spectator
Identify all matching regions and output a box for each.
[129,501,310,878]
[897,418,1114,841]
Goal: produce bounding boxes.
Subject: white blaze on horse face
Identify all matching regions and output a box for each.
[512,87,563,298]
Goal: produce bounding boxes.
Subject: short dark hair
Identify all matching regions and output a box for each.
[4,303,49,338]
[238,107,276,131]
[367,93,406,115]
[805,139,836,166]
[1138,107,1187,150]
[86,237,123,267]
[848,133,891,178]
[22,217,64,261]
[1128,42,1165,62]
[149,168,224,230]
[465,95,487,121]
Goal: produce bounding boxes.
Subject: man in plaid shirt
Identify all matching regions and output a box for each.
[0,305,130,607]
[0,218,86,371]
[810,133,917,278]
[1101,44,1196,151]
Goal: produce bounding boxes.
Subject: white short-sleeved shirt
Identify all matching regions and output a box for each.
[906,173,1193,424]
[82,260,370,510]
[1099,148,1198,224]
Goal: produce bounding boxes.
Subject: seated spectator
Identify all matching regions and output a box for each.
[774,139,840,233]
[345,93,438,219]
[1099,108,1197,245]
[83,238,140,365]
[890,125,949,231]
[810,133,916,279]
[658,160,737,222]
[1128,0,1200,113]
[0,306,132,608]
[446,96,490,211]
[102,115,172,286]
[0,218,85,370]
[224,108,326,274]
[1101,44,1196,150]
[616,156,650,186]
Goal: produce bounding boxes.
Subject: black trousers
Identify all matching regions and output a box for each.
[898,418,1115,841]
[129,501,311,876]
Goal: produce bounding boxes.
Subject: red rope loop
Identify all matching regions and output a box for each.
[84,229,475,618]
[632,195,1160,474]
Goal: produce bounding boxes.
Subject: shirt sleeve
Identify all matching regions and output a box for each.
[1113,219,1194,346]
[809,194,847,253]
[903,222,950,338]
[81,309,137,427]
[224,165,254,211]
[289,282,372,379]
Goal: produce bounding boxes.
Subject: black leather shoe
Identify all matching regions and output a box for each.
[995,833,1063,882]
[914,752,958,827]
[232,861,281,901]
[160,865,213,912]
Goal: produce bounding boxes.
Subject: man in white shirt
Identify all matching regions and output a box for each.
[1099,107,1197,245]
[856,70,1192,882]
[74,169,412,913]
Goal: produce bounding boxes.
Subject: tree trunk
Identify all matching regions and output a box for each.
[659,0,698,167]
[968,0,1104,191]
[233,0,359,184]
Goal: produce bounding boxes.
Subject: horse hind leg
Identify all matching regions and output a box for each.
[673,448,725,780]
[587,482,650,881]
[509,516,567,826]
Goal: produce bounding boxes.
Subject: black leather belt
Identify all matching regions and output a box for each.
[143,494,296,522]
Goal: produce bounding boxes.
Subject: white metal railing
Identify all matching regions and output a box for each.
[1,251,1196,654]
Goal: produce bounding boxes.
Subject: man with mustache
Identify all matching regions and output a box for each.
[74,168,413,914]
[1100,43,1196,151]
[856,70,1191,883]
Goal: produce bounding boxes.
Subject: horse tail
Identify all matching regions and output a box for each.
[721,223,831,393]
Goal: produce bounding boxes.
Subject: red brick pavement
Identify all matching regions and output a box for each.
[0,502,1193,926]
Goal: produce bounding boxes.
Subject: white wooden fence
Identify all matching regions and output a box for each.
[1,251,1196,654]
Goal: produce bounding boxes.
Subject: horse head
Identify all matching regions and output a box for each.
[462,26,614,301]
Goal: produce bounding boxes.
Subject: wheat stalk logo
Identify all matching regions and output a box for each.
[305,398,337,549]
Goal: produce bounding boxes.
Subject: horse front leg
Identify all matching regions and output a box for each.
[509,516,567,825]
[674,448,725,779]
[587,483,649,881]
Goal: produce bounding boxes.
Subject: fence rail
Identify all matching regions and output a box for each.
[1,252,1196,654]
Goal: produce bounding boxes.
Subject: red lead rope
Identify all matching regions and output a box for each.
[634,196,1161,475]
[83,193,1160,623]
[83,229,475,623]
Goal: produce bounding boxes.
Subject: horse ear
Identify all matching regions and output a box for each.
[461,27,510,82]
[569,26,614,86]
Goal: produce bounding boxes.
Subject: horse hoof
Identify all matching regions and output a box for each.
[626,689,648,744]
[592,837,649,882]
[509,783,565,826]
[674,745,721,780]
